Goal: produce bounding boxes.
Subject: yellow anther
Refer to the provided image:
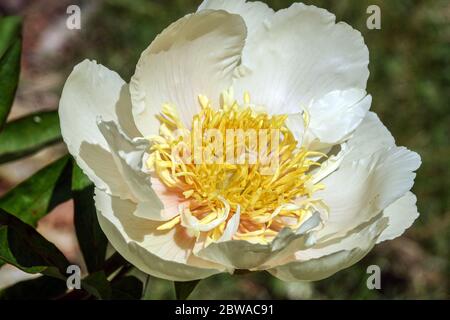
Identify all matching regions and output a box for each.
[243,91,251,104]
[156,216,181,231]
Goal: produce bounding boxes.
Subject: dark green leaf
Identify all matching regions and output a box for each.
[81,271,111,300]
[103,252,128,276]
[0,111,62,164]
[72,162,108,273]
[0,275,67,300]
[0,208,70,276]
[0,16,21,57]
[0,16,21,126]
[0,155,71,226]
[174,280,200,300]
[111,276,143,300]
[0,33,21,130]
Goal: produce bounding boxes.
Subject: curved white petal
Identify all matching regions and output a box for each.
[316,146,421,241]
[95,189,224,281]
[130,10,247,136]
[97,120,167,220]
[115,84,142,139]
[139,177,186,222]
[197,0,274,38]
[377,192,419,243]
[234,3,369,114]
[194,213,320,270]
[181,197,230,235]
[311,143,348,184]
[305,89,371,145]
[285,112,305,146]
[268,217,387,281]
[218,206,241,242]
[343,111,396,164]
[59,60,137,197]
[312,112,396,184]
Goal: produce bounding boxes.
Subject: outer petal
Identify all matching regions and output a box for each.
[377,192,419,243]
[97,120,172,221]
[194,213,321,270]
[234,3,369,114]
[343,111,397,164]
[59,60,136,197]
[95,189,224,281]
[197,0,274,38]
[316,147,421,241]
[310,112,395,183]
[268,219,387,281]
[130,10,247,136]
[268,217,387,281]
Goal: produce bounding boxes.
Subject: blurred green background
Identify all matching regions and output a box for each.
[1,0,449,299]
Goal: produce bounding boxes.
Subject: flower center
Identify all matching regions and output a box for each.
[146,90,327,245]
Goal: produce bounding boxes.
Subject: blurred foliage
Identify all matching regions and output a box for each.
[0,155,71,226]
[0,111,61,164]
[57,0,449,299]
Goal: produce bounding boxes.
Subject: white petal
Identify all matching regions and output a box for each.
[181,197,230,234]
[343,111,396,164]
[316,146,421,241]
[97,120,168,220]
[59,60,136,197]
[311,143,348,184]
[218,206,241,242]
[115,84,142,139]
[143,177,186,221]
[306,89,371,145]
[197,0,274,38]
[95,189,223,281]
[234,3,369,114]
[130,10,247,136]
[194,213,320,270]
[377,192,419,243]
[313,112,395,183]
[268,218,387,281]
[285,112,305,146]
[311,112,396,185]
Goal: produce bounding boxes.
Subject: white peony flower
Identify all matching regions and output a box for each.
[59,0,421,281]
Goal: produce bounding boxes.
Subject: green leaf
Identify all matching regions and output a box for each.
[0,16,22,130]
[112,276,143,300]
[72,159,93,190]
[72,162,108,273]
[0,16,21,57]
[0,22,21,129]
[0,155,71,226]
[0,111,62,164]
[81,271,112,300]
[0,275,67,300]
[0,208,70,276]
[174,280,200,300]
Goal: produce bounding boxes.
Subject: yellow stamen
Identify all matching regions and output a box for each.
[148,90,327,244]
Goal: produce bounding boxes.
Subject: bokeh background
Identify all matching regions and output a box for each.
[0,0,448,299]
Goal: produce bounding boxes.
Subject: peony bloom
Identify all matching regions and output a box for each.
[59,0,421,281]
